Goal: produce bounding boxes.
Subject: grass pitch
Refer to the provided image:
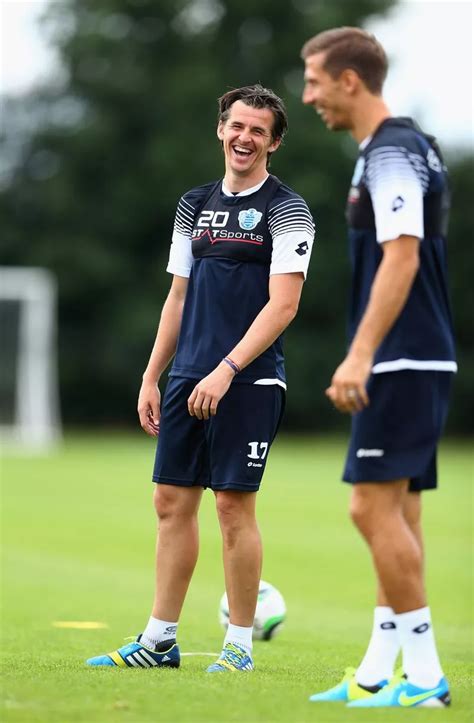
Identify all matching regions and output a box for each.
[2,434,472,722]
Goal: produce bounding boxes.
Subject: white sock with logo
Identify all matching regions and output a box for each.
[224,623,253,654]
[141,616,178,649]
[355,606,400,686]
[395,606,444,688]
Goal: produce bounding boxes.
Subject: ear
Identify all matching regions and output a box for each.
[339,68,360,94]
[268,137,282,154]
[217,121,225,141]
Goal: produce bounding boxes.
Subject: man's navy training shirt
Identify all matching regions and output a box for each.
[166,174,315,387]
[346,117,456,374]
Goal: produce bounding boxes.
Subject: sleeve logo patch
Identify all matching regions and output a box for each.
[295,241,309,256]
[238,208,263,230]
[391,195,405,212]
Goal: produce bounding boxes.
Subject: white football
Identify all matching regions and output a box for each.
[218,580,286,640]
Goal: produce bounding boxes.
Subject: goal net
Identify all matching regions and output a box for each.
[0,267,61,451]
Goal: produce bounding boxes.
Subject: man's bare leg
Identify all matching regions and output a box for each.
[216,490,261,625]
[212,490,261,658]
[376,488,423,605]
[350,480,425,612]
[356,488,424,684]
[351,481,443,690]
[151,484,203,620]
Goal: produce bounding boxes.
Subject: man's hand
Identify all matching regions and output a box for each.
[326,350,372,414]
[187,361,235,420]
[326,235,420,415]
[138,378,161,436]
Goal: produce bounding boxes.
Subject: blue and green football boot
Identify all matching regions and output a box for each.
[309,667,388,702]
[347,672,451,708]
[206,642,254,672]
[86,635,180,668]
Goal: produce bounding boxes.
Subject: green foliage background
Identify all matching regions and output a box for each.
[1,0,472,432]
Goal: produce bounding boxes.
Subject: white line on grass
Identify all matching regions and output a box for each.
[52,621,108,629]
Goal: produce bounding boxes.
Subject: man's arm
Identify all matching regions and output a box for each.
[187,272,304,420]
[326,234,420,413]
[138,275,189,435]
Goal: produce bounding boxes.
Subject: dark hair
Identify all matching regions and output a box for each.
[301,27,387,95]
[217,84,288,141]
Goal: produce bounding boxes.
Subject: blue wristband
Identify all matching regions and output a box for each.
[223,357,241,374]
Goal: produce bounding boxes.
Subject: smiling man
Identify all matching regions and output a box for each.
[301,28,456,709]
[87,85,314,673]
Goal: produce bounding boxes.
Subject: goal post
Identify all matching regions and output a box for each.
[0,266,62,451]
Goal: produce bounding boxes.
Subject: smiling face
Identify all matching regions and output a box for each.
[302,52,354,132]
[217,100,281,183]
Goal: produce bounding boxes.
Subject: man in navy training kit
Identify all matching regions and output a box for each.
[87,84,315,672]
[301,28,455,708]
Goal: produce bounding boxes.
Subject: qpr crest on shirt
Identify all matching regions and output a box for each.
[238,208,263,231]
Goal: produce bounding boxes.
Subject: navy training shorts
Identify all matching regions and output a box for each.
[152,377,285,492]
[343,370,453,491]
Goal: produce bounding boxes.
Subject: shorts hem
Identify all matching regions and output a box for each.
[152,476,207,488]
[342,476,437,490]
[152,476,259,492]
[210,483,260,493]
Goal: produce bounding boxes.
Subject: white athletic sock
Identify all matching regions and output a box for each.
[355,606,400,686]
[395,606,444,688]
[141,616,178,649]
[224,623,253,654]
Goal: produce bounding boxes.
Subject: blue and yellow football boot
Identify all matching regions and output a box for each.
[206,642,254,672]
[309,667,388,702]
[347,672,451,708]
[86,635,180,668]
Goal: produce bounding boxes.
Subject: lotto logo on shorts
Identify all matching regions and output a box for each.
[356,448,385,458]
[247,441,269,467]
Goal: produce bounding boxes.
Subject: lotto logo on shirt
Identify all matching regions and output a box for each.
[391,195,405,212]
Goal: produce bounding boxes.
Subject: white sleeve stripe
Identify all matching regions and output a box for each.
[180,197,195,212]
[269,198,307,210]
[366,158,428,179]
[174,214,193,227]
[174,220,192,235]
[268,199,313,216]
[365,146,429,194]
[268,206,315,236]
[367,167,429,190]
[173,198,197,236]
[270,218,315,233]
[270,223,316,238]
[269,211,315,226]
[270,216,315,227]
[271,216,314,227]
[176,204,195,221]
[269,209,314,222]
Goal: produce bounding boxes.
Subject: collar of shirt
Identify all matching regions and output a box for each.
[221,176,269,197]
[359,135,372,151]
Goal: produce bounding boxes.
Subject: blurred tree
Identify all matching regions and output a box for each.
[1,0,472,434]
[444,153,474,432]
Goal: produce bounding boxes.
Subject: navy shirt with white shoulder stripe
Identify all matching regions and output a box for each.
[346,117,456,374]
[167,174,315,387]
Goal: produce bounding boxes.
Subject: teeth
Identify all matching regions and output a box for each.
[233,145,252,155]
